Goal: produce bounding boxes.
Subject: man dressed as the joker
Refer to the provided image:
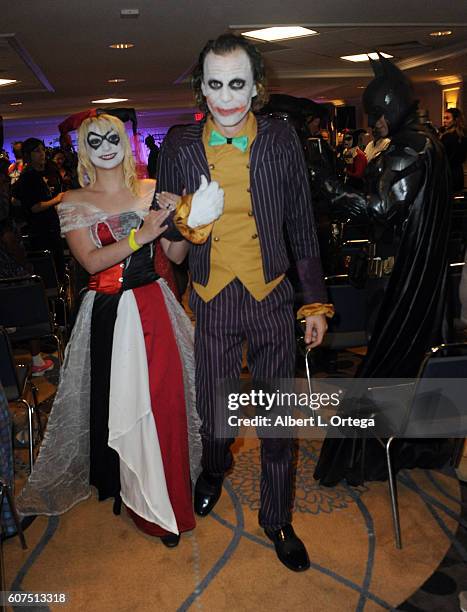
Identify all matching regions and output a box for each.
[156,34,333,572]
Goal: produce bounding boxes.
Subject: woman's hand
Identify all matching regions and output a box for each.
[156,192,181,212]
[135,209,170,246]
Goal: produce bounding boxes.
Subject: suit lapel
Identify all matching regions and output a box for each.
[179,122,211,186]
[250,115,271,179]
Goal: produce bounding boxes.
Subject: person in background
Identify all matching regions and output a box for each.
[306,114,322,138]
[8,141,23,184]
[12,138,65,280]
[357,130,372,150]
[51,148,75,191]
[0,229,54,376]
[364,125,391,163]
[342,129,367,189]
[0,154,10,223]
[440,107,467,193]
[145,135,160,179]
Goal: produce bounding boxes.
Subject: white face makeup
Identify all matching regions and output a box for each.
[201,48,257,131]
[85,123,125,169]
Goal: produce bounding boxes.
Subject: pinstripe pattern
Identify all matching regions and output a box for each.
[190,279,295,528]
[156,116,327,303]
[156,114,326,528]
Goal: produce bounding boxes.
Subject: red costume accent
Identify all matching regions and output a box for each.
[345,148,367,179]
[90,221,194,536]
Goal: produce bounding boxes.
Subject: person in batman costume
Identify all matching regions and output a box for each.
[314,55,452,486]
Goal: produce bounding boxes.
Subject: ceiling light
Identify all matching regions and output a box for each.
[436,76,461,86]
[9,102,22,106]
[242,27,318,42]
[91,97,129,104]
[109,43,134,49]
[430,30,452,37]
[120,8,139,18]
[0,78,17,86]
[107,78,126,83]
[340,52,393,62]
[428,67,444,72]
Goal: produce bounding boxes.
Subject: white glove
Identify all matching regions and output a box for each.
[187,175,224,228]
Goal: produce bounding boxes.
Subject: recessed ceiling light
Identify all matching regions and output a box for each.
[436,75,461,86]
[107,78,126,83]
[357,86,366,89]
[91,97,129,104]
[0,78,17,86]
[341,52,393,62]
[109,42,134,49]
[10,102,22,106]
[120,8,139,18]
[430,30,452,37]
[242,26,318,42]
[428,67,444,72]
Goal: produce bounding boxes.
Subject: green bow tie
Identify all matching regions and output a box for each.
[208,130,248,153]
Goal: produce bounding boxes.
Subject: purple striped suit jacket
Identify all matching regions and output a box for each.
[156,114,327,304]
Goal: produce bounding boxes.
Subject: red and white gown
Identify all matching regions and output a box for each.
[17,202,202,537]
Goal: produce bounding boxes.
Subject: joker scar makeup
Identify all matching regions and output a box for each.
[201,48,257,131]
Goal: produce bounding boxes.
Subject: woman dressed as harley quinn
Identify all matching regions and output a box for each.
[17,113,202,548]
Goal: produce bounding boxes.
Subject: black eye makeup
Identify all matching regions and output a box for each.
[229,78,246,90]
[207,78,247,91]
[207,79,222,90]
[86,130,121,150]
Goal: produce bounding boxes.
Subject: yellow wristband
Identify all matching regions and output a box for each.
[128,228,142,252]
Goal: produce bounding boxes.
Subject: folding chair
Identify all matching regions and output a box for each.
[0,327,41,473]
[321,274,369,351]
[373,342,467,549]
[0,276,64,363]
[297,274,388,376]
[27,250,68,336]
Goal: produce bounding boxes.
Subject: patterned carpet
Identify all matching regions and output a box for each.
[3,346,467,611]
[3,435,467,612]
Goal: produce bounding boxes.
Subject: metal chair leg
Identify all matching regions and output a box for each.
[51,334,64,364]
[386,436,402,549]
[17,399,34,473]
[29,382,43,439]
[0,482,27,550]
[57,296,68,340]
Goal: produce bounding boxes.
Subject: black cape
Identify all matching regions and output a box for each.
[314,118,453,486]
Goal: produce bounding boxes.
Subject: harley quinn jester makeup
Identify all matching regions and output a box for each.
[85,124,124,169]
[201,47,257,131]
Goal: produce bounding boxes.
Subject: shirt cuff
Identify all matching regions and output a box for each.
[296,303,335,319]
[174,195,214,244]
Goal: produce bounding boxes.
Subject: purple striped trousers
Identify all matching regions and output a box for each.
[190,278,296,528]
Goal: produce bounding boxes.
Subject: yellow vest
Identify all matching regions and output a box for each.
[193,113,283,302]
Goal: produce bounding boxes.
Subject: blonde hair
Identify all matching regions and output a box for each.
[77,113,139,195]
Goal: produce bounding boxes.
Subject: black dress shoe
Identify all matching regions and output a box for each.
[264,524,310,572]
[194,471,224,517]
[160,533,180,548]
